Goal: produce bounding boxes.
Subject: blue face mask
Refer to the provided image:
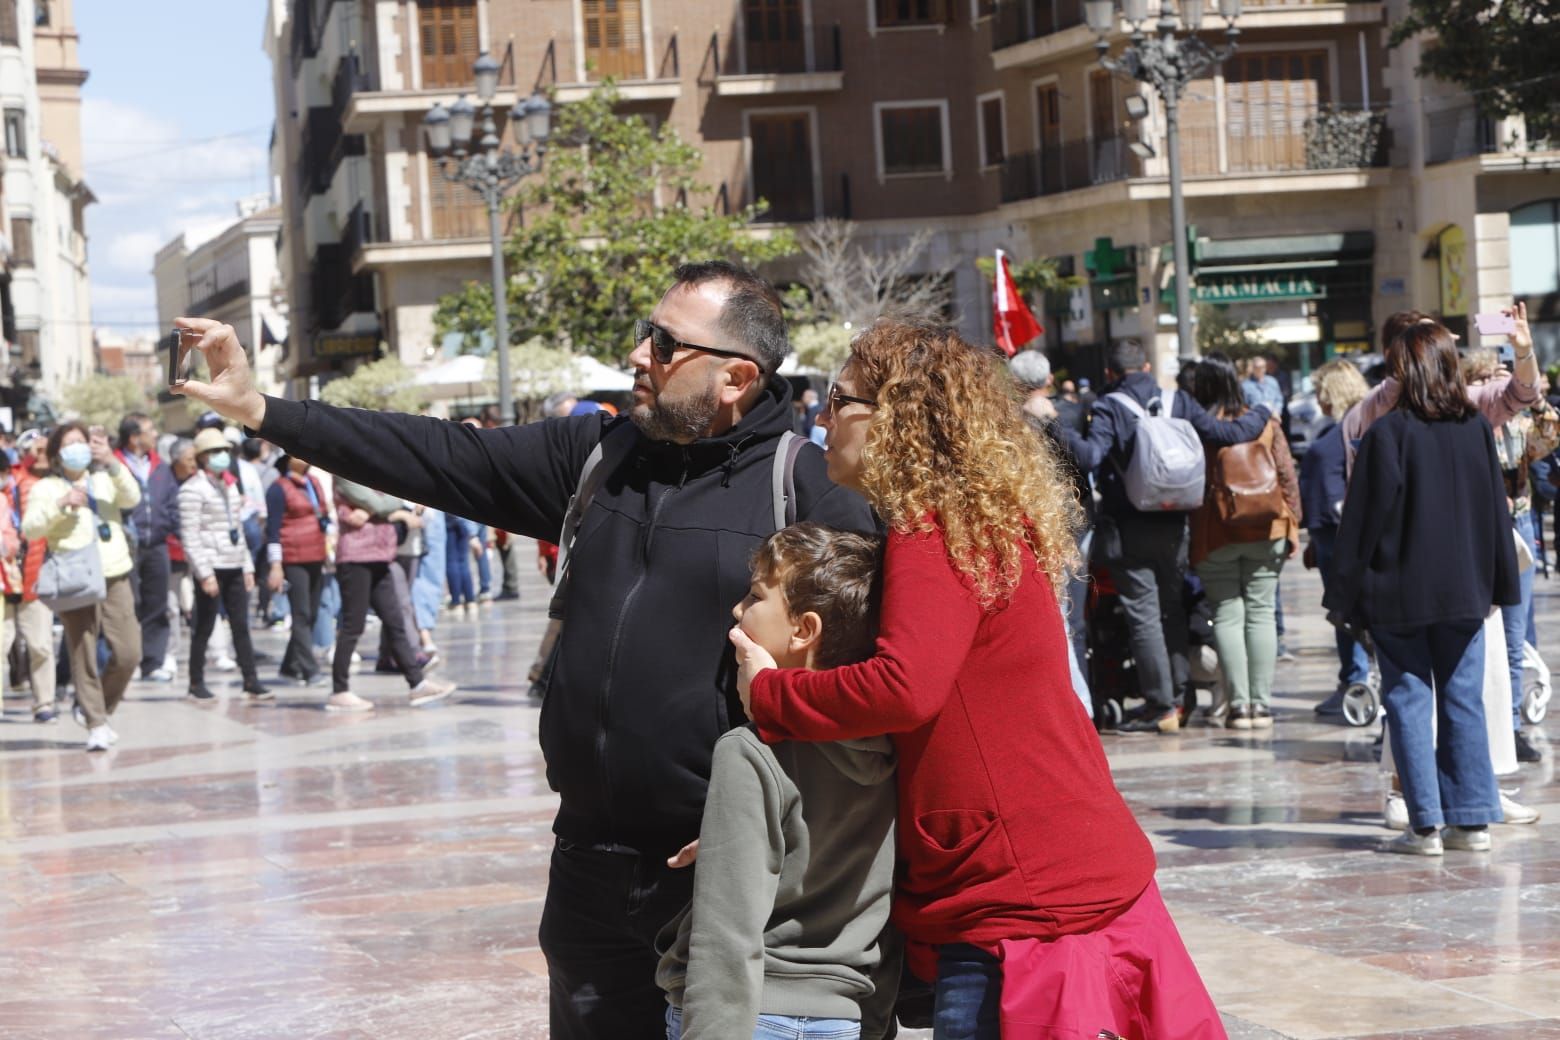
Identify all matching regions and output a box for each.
[206,451,232,474]
[59,444,92,473]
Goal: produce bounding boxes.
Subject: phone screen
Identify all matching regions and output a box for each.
[167,328,194,386]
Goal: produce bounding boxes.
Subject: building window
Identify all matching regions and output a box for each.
[0,0,16,45]
[1511,199,1560,297]
[977,92,1005,168]
[875,0,948,28]
[417,0,479,89]
[34,0,47,27]
[10,218,32,267]
[2,109,20,158]
[748,111,816,222]
[877,102,949,178]
[1225,50,1329,173]
[582,0,646,81]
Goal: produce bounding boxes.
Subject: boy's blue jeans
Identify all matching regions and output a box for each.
[665,1006,859,1039]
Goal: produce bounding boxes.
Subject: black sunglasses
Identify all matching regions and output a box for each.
[827,384,876,416]
[636,319,763,374]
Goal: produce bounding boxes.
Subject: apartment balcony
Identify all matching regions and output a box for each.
[188,278,251,317]
[310,242,376,332]
[990,0,1382,69]
[299,106,365,200]
[1000,137,1136,203]
[1001,112,1385,205]
[710,23,844,96]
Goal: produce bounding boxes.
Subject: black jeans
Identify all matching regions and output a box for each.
[132,540,172,676]
[190,568,259,688]
[1099,513,1190,712]
[281,561,324,679]
[539,838,696,1040]
[335,560,423,693]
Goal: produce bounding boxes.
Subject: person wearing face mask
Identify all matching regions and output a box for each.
[265,454,330,685]
[22,422,143,752]
[178,428,270,703]
[9,429,60,722]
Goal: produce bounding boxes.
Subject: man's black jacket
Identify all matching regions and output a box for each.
[259,378,873,855]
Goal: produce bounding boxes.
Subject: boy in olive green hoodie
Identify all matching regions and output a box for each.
[656,523,898,1040]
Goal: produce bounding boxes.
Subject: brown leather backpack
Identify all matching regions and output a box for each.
[1209,420,1285,527]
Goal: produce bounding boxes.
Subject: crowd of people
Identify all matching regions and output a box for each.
[4,254,1550,1038]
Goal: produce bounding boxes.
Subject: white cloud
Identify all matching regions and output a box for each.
[101,230,164,274]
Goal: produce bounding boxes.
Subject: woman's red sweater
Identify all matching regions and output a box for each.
[748,525,1155,977]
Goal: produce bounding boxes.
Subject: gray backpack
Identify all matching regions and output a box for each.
[1108,390,1205,512]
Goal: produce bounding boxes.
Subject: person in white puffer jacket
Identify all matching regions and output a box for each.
[178,427,270,703]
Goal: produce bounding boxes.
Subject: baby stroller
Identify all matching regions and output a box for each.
[1085,567,1223,730]
[1086,565,1136,731]
[1523,641,1552,724]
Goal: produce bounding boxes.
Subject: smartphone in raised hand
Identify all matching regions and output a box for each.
[1474,312,1516,337]
[167,328,198,387]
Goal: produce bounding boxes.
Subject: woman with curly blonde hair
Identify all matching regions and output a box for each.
[732,318,1222,1039]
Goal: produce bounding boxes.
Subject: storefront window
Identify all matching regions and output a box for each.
[1511,200,1560,297]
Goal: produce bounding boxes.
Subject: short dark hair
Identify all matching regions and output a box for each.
[1389,321,1476,423]
[749,523,883,670]
[117,413,149,450]
[673,260,789,376]
[1108,339,1147,375]
[241,438,264,461]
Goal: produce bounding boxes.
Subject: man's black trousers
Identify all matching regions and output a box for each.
[538,837,694,1039]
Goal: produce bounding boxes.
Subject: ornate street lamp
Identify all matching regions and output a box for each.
[424,53,552,425]
[1086,0,1240,360]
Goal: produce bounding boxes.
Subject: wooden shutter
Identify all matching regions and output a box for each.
[1179,76,1219,175]
[418,0,479,89]
[1226,51,1327,172]
[881,106,944,175]
[1036,82,1063,192]
[981,97,1005,167]
[743,0,805,75]
[427,162,487,239]
[750,113,814,222]
[0,1,18,46]
[10,217,32,267]
[583,0,645,81]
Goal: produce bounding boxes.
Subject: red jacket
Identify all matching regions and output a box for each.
[274,474,328,564]
[10,464,46,599]
[748,525,1155,978]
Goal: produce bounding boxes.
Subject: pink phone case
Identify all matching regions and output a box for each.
[1474,312,1516,336]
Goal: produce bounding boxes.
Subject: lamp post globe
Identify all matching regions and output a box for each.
[424,103,452,157]
[448,95,477,152]
[472,51,500,102]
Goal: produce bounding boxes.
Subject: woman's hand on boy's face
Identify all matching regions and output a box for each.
[729,625,777,717]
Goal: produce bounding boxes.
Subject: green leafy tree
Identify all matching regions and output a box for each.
[1195,303,1265,359]
[1391,1,1560,142]
[435,82,797,363]
[973,254,1082,300]
[61,375,151,430]
[318,358,429,413]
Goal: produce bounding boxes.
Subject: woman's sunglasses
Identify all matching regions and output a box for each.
[635,319,763,374]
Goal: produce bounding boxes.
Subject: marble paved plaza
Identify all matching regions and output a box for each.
[1,540,1558,1039]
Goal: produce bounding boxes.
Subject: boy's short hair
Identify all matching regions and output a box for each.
[750,523,884,670]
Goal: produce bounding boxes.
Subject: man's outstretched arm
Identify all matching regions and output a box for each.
[171,317,597,541]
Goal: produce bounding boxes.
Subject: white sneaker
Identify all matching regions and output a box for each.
[408,678,456,707]
[85,726,113,752]
[162,655,178,676]
[1442,826,1493,852]
[105,724,120,746]
[1384,789,1410,831]
[1383,828,1443,856]
[324,691,375,713]
[146,667,175,683]
[213,654,238,673]
[1499,791,1540,825]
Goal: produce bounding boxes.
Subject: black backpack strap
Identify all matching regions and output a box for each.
[547,420,638,621]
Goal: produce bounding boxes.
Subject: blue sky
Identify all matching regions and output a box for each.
[80,0,276,335]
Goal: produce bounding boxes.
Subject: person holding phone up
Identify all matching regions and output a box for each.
[178,427,271,703]
[22,423,142,752]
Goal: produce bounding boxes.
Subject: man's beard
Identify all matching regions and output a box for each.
[631,373,722,443]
